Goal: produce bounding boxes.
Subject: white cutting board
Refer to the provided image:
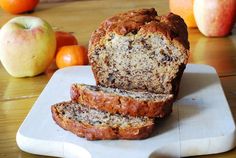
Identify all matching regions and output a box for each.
[16,64,236,158]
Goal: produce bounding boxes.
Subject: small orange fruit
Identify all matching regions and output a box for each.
[0,0,39,14]
[169,0,197,28]
[55,31,78,52]
[56,45,89,69]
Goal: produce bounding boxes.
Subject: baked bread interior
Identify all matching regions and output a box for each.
[88,8,189,96]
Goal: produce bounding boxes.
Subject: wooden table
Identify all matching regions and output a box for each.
[0,0,236,157]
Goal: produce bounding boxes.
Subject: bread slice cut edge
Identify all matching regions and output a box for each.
[71,83,174,118]
[51,101,155,140]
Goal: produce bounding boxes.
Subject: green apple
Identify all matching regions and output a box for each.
[0,16,56,77]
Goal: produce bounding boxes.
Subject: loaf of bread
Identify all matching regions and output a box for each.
[51,8,190,141]
[51,101,154,140]
[71,83,174,117]
[88,8,189,96]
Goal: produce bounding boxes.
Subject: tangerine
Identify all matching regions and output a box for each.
[169,0,197,28]
[56,45,89,69]
[55,31,78,52]
[0,0,39,14]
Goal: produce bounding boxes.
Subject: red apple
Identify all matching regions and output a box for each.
[194,0,236,37]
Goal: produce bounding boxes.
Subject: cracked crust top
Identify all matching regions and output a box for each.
[89,8,189,51]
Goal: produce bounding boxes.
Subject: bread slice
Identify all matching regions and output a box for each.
[88,8,189,96]
[71,83,174,118]
[51,101,154,140]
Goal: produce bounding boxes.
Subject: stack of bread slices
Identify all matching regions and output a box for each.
[51,8,189,140]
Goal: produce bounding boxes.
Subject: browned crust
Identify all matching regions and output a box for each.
[89,8,189,52]
[70,84,174,118]
[171,63,186,99]
[51,102,154,140]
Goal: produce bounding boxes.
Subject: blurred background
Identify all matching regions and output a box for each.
[0,1,236,157]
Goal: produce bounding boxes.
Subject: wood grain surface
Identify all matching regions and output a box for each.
[0,0,236,157]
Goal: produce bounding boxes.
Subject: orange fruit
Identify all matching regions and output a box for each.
[55,31,78,52]
[169,0,197,28]
[56,45,89,69]
[0,0,39,14]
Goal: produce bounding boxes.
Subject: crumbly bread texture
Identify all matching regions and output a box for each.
[51,101,154,140]
[71,83,174,117]
[88,8,189,96]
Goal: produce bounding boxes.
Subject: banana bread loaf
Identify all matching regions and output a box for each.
[88,8,189,96]
[71,83,174,117]
[51,101,154,140]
